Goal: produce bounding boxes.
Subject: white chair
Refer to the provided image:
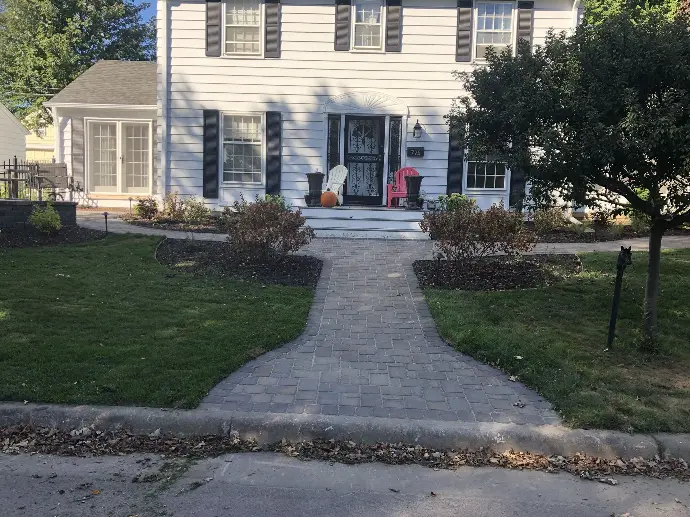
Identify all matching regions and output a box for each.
[325,165,348,206]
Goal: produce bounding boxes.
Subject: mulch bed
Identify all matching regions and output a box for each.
[0,226,106,249]
[123,218,226,234]
[2,426,688,482]
[536,225,690,243]
[414,254,582,291]
[156,239,322,288]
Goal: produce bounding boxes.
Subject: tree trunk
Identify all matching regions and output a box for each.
[643,224,665,342]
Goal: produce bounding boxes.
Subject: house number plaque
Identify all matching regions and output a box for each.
[407,147,425,158]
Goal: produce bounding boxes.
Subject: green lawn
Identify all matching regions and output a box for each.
[425,250,690,433]
[0,236,313,408]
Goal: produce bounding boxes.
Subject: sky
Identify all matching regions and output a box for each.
[135,0,157,21]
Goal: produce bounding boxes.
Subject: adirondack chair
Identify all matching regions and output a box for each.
[387,167,419,208]
[326,165,348,206]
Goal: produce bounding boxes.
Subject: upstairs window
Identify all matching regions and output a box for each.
[225,0,262,55]
[353,1,384,50]
[475,2,514,60]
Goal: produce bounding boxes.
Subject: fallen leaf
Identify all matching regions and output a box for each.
[509,376,519,382]
[598,478,618,486]
[91,489,101,495]
[430,491,437,497]
[389,488,400,493]
[515,356,524,360]
[513,401,526,409]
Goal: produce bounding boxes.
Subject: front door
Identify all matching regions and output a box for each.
[344,116,385,206]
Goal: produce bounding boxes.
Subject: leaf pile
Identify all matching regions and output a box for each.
[2,426,689,482]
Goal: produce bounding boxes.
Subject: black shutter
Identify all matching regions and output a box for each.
[265,0,282,58]
[206,0,222,57]
[266,112,282,196]
[335,0,352,51]
[517,1,534,54]
[447,122,464,194]
[509,168,526,209]
[386,0,402,52]
[456,0,473,62]
[203,110,220,199]
[327,115,341,174]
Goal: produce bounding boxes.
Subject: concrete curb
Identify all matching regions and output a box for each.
[1,403,687,461]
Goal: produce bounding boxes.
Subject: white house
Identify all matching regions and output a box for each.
[50,0,581,233]
[0,103,29,162]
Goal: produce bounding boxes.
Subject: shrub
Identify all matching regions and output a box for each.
[531,208,568,235]
[591,207,614,228]
[227,196,314,258]
[134,197,159,220]
[629,211,651,233]
[183,198,211,225]
[264,194,290,211]
[29,203,62,233]
[420,201,536,262]
[437,193,476,212]
[161,192,185,220]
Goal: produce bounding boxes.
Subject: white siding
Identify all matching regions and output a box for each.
[0,106,27,161]
[161,0,575,208]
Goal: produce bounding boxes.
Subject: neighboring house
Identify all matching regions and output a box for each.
[46,60,157,208]
[26,126,56,162]
[0,103,29,162]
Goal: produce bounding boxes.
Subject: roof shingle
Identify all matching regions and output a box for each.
[47,60,157,107]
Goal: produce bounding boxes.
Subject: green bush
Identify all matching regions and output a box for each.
[161,192,185,220]
[134,197,159,220]
[531,208,568,235]
[264,194,290,211]
[29,203,62,233]
[437,193,476,212]
[183,198,211,225]
[591,207,615,228]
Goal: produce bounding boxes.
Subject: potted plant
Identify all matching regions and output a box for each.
[405,175,424,210]
[304,170,325,207]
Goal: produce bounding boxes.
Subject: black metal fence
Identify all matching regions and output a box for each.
[1,156,70,201]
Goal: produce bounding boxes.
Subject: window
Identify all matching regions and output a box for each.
[475,2,514,60]
[222,114,263,184]
[225,0,261,55]
[87,120,151,194]
[353,1,384,50]
[467,161,507,189]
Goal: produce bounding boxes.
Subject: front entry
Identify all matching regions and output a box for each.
[344,116,385,206]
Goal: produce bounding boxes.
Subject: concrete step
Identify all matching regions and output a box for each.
[313,228,430,240]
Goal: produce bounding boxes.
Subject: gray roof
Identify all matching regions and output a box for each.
[47,60,157,107]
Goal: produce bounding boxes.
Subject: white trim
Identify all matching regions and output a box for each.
[84,118,154,196]
[323,91,409,117]
[159,0,170,200]
[51,107,61,163]
[219,111,266,188]
[0,103,30,135]
[351,0,386,52]
[222,0,265,59]
[472,1,518,63]
[45,103,157,110]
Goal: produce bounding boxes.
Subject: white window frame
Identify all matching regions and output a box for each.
[84,118,153,196]
[223,0,264,58]
[473,1,517,62]
[220,112,266,187]
[351,0,386,52]
[464,159,510,191]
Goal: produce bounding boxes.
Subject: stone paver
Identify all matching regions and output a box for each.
[200,239,560,425]
[78,216,690,425]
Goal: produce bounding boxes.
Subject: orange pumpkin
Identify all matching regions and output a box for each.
[321,190,338,208]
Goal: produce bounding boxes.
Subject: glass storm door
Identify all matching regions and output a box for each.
[344,116,385,206]
[89,122,118,193]
[122,123,150,194]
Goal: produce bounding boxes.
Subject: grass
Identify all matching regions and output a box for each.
[0,235,313,408]
[424,249,690,433]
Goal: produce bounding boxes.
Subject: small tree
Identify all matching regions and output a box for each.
[449,13,690,343]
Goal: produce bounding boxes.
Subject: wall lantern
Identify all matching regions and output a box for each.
[413,120,423,139]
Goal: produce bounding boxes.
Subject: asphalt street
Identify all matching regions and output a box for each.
[1,452,689,517]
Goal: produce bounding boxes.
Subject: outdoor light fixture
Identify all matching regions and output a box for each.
[413,120,423,139]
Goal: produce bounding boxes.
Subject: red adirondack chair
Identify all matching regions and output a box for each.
[387,167,420,208]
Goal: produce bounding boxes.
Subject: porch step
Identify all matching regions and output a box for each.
[300,207,428,240]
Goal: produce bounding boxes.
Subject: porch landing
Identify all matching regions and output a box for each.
[300,207,428,240]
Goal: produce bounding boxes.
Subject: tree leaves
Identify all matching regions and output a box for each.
[0,0,155,129]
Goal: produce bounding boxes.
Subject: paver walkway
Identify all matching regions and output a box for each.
[78,216,690,425]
